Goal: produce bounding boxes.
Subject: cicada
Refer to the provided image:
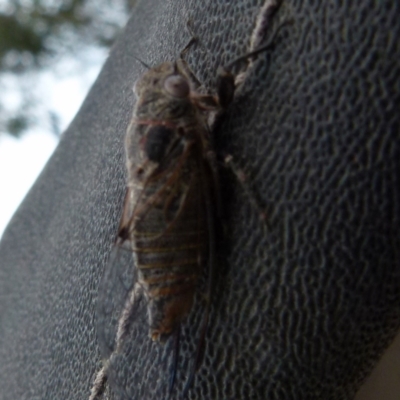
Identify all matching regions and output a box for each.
[90,6,288,399]
[89,57,222,400]
[121,59,220,344]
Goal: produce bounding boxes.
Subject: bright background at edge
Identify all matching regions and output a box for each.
[0,50,106,239]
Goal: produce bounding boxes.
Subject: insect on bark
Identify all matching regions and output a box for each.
[89,6,289,399]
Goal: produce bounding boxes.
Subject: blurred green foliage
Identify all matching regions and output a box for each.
[0,0,134,137]
[0,13,44,70]
[6,114,29,135]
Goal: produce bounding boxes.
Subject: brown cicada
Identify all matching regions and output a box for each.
[89,57,222,400]
[90,5,288,399]
[121,59,219,344]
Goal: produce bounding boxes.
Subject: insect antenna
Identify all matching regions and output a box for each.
[133,55,152,70]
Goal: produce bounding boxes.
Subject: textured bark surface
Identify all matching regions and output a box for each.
[0,0,399,399]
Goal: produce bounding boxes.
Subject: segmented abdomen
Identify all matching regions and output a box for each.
[131,165,205,342]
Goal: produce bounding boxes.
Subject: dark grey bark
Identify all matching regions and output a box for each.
[0,0,399,399]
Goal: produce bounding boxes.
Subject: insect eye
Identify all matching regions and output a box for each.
[145,125,174,162]
[164,75,190,98]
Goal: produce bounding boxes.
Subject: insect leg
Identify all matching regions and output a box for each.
[216,18,292,109]
[178,20,203,86]
[179,15,206,58]
[224,154,270,232]
[178,23,222,110]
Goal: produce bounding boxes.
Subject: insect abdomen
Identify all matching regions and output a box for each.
[133,174,205,342]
